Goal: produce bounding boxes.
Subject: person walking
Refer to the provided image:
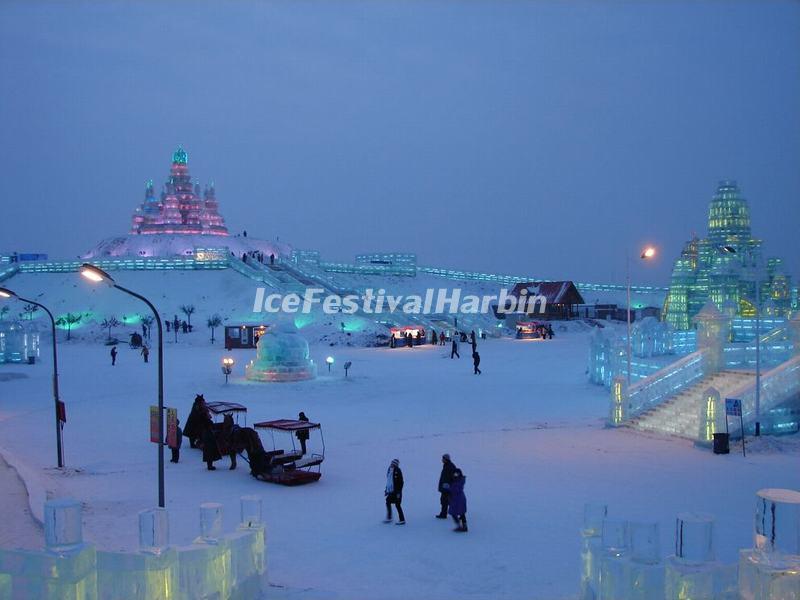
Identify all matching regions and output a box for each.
[431,329,437,345]
[472,351,481,375]
[448,469,468,532]
[141,345,150,363]
[389,333,396,349]
[439,331,445,346]
[470,330,477,353]
[110,346,117,366]
[169,419,182,463]
[436,454,457,519]
[451,335,460,359]
[407,332,414,349]
[297,411,310,455]
[384,459,405,525]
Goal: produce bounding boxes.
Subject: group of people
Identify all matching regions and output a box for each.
[384,453,467,532]
[388,331,422,348]
[444,329,481,375]
[240,250,275,266]
[165,316,192,334]
[517,323,554,339]
[109,343,149,365]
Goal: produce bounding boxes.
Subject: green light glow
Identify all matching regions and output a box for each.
[293,314,314,329]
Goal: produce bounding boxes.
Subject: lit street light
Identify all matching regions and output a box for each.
[720,245,761,436]
[625,246,656,386]
[222,357,235,384]
[80,263,166,507]
[326,356,334,373]
[0,287,65,468]
[627,246,657,385]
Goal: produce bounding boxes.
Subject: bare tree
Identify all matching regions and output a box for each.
[22,304,39,320]
[180,304,196,328]
[56,313,83,341]
[100,316,120,341]
[207,314,222,344]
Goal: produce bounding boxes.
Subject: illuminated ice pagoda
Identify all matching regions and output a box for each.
[245,325,317,382]
[131,147,228,236]
[662,181,795,330]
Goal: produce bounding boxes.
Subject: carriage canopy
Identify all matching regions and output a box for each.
[254,419,320,431]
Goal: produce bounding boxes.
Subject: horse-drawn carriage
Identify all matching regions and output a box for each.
[248,419,325,486]
[184,395,325,484]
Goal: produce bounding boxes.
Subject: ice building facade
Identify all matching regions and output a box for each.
[0,321,39,363]
[662,181,795,330]
[131,147,228,236]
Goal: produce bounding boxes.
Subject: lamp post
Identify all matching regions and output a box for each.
[720,245,761,436]
[0,288,64,468]
[222,357,234,384]
[626,246,656,385]
[326,356,334,373]
[80,264,166,507]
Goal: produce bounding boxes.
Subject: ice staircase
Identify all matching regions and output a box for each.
[629,370,754,438]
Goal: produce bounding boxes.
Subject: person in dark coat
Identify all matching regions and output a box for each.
[141,345,150,363]
[547,324,554,339]
[439,331,445,346]
[407,332,414,349]
[389,334,396,349]
[203,425,221,470]
[431,329,437,345]
[169,419,183,463]
[451,336,460,359]
[384,459,405,525]
[183,394,211,448]
[296,411,310,455]
[110,346,117,366]
[448,469,468,532]
[472,351,481,375]
[436,454,457,519]
[470,330,477,353]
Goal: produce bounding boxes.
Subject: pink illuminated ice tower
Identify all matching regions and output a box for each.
[131,147,228,236]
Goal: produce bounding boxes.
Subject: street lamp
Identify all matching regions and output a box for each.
[80,263,166,507]
[626,246,657,385]
[0,287,64,468]
[326,356,334,373]
[720,245,761,436]
[222,357,235,384]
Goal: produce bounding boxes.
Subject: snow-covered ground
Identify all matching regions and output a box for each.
[1,324,799,599]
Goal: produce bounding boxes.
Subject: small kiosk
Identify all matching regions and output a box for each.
[389,326,426,348]
[515,321,545,340]
[224,324,268,350]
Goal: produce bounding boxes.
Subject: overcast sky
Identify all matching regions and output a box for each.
[1,1,798,286]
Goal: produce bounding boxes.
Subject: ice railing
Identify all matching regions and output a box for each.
[0,496,267,600]
[228,255,283,289]
[726,354,800,435]
[580,488,800,599]
[619,349,709,421]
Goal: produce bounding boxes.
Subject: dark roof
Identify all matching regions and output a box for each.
[206,401,247,415]
[254,419,321,431]
[510,281,585,305]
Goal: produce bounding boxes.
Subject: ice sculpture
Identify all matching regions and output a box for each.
[739,488,800,599]
[579,503,607,599]
[0,498,98,598]
[245,324,317,382]
[625,521,664,599]
[665,512,722,599]
[598,519,628,599]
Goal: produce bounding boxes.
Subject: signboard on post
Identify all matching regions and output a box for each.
[725,398,745,457]
[56,400,66,424]
[166,408,178,448]
[150,406,160,444]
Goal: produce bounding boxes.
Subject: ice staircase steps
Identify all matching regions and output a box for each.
[628,371,755,439]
